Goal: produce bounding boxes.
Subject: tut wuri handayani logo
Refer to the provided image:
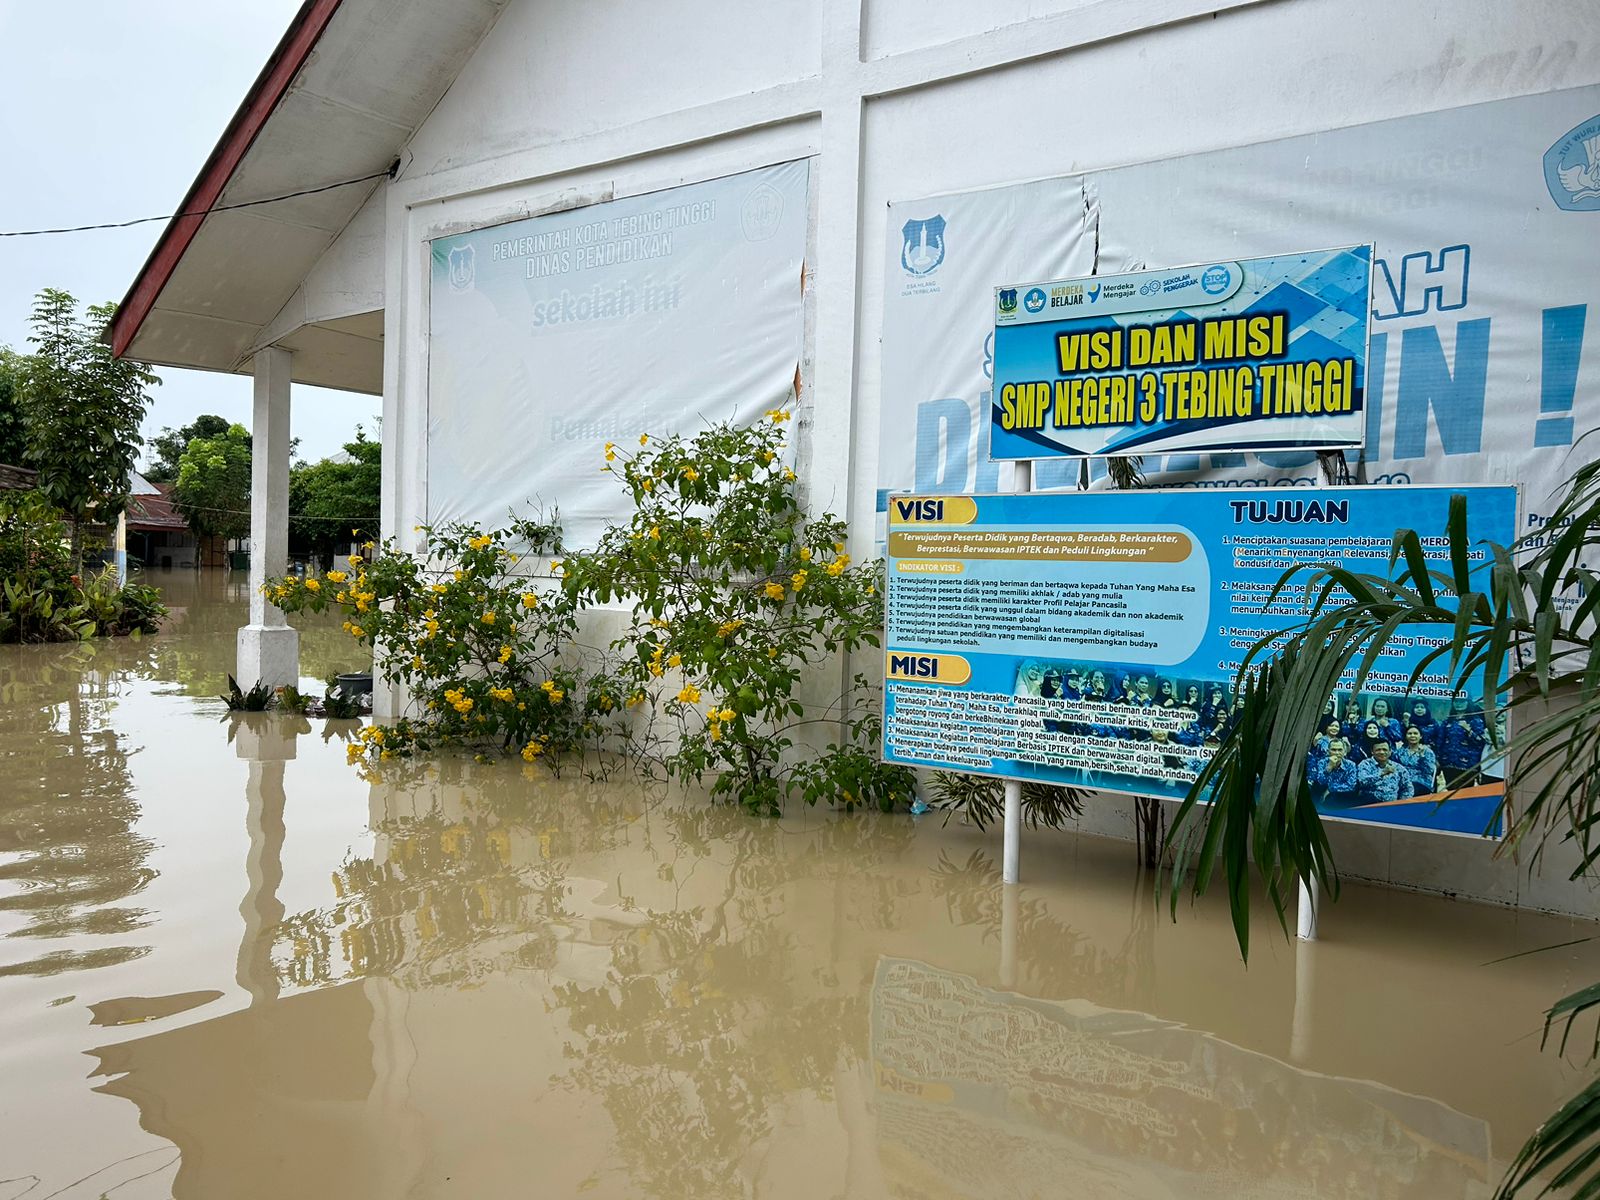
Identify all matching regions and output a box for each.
[901,215,946,276]
[1545,115,1600,212]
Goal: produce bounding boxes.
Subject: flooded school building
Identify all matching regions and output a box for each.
[3,0,1590,1194]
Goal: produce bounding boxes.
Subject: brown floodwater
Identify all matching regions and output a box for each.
[2,569,1598,1198]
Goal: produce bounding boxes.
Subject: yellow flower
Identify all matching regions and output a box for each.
[481,611,497,625]
[791,570,808,591]
[766,409,791,424]
[348,554,363,566]
[346,743,363,765]
[521,739,544,762]
[767,647,778,658]
[718,708,735,722]
[641,478,653,493]
[498,644,513,664]
[349,624,366,638]
[541,680,565,703]
[826,560,846,577]
[799,547,812,562]
[605,447,617,462]
[709,724,722,742]
[326,570,348,583]
[639,434,649,446]
[490,686,515,703]
[305,578,321,592]
[782,467,796,482]
[626,692,645,708]
[369,728,386,746]
[412,656,423,671]
[761,450,774,463]
[667,652,682,668]
[677,682,702,704]
[764,582,786,601]
[649,526,660,541]
[716,619,743,638]
[682,466,699,482]
[430,582,448,594]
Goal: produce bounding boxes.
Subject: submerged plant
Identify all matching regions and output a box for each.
[266,416,904,813]
[221,675,275,712]
[927,771,1085,830]
[558,413,905,815]
[1163,458,1600,1198]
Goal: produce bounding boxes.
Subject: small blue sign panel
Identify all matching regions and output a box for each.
[882,485,1517,838]
[991,246,1372,460]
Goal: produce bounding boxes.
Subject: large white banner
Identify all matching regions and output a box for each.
[429,161,809,546]
[879,86,1600,538]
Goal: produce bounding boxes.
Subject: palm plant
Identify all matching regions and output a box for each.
[1163,455,1600,1198]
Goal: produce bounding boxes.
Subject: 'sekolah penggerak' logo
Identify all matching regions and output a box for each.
[901,215,946,276]
[1545,115,1600,212]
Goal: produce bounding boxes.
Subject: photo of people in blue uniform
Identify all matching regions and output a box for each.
[1012,658,1503,834]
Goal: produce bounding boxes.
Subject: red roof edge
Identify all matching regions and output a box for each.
[109,0,345,359]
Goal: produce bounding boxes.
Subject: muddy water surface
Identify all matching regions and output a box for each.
[2,571,1598,1198]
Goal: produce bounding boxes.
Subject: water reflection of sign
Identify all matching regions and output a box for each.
[869,959,1490,1199]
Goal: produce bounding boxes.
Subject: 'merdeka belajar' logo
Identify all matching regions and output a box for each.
[901,215,946,276]
[447,243,476,291]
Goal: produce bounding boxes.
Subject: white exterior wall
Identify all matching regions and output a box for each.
[368,0,1600,917]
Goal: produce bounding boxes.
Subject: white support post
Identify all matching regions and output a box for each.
[1296,877,1319,941]
[236,345,299,691]
[1002,460,1034,886]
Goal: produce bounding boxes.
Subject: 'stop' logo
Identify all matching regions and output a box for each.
[901,215,947,275]
[1201,265,1231,295]
[1023,287,1047,313]
[1545,116,1600,212]
[447,243,475,292]
[997,288,1018,315]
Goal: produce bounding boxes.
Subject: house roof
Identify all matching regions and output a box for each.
[125,483,191,533]
[109,0,507,394]
[0,463,38,491]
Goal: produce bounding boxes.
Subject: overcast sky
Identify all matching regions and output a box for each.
[0,1,382,468]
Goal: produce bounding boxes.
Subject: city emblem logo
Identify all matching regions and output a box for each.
[447,243,476,292]
[1544,115,1600,212]
[1023,287,1047,314]
[997,287,1018,315]
[901,215,947,276]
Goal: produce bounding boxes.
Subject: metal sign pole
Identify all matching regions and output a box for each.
[1001,459,1033,886]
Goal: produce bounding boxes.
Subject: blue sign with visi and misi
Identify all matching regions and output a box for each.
[882,484,1516,837]
[991,246,1373,461]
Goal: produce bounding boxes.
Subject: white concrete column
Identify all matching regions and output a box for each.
[237,345,299,690]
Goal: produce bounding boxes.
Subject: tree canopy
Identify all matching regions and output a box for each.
[173,423,253,544]
[146,414,232,484]
[290,427,381,564]
[18,289,157,567]
[0,349,28,470]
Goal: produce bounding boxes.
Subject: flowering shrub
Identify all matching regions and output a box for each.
[559,413,913,814]
[269,515,632,772]
[267,415,913,815]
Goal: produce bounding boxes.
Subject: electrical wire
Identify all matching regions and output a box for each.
[0,167,395,238]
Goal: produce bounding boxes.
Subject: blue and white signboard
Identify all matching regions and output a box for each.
[882,486,1516,837]
[991,247,1372,461]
